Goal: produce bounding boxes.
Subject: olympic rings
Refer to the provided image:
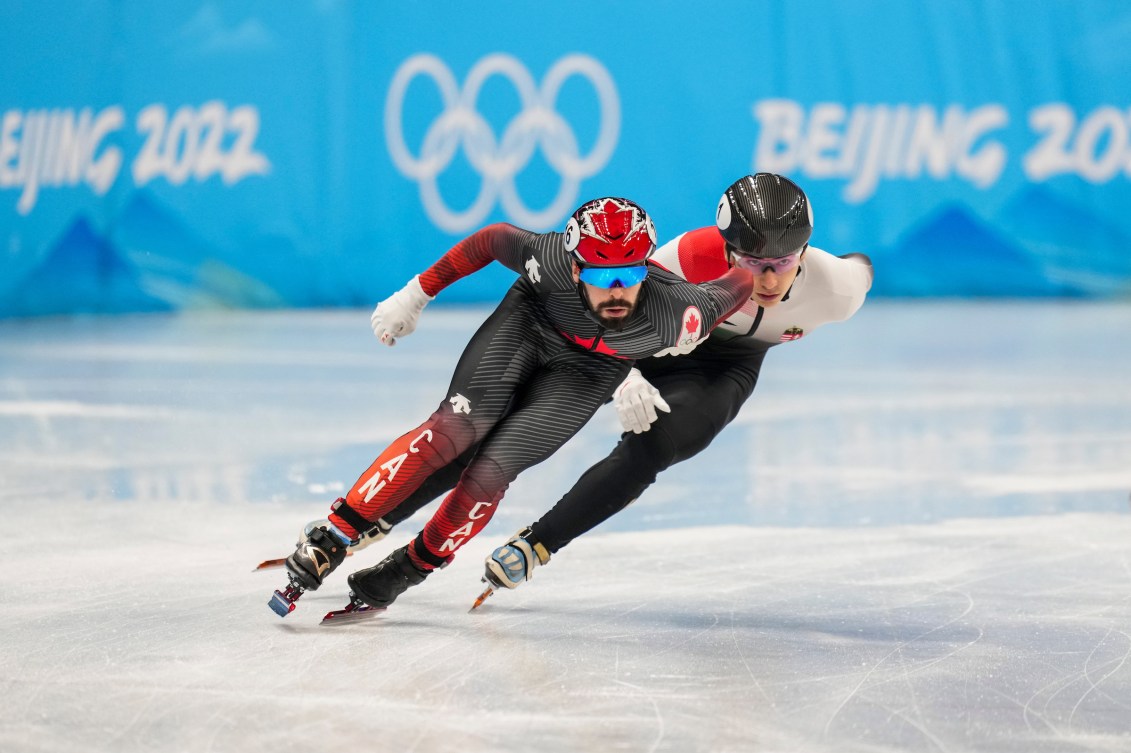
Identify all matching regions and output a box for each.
[384,53,621,233]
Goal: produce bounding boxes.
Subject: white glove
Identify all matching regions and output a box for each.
[370,275,434,346]
[613,367,671,434]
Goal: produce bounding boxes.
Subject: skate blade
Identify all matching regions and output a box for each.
[321,603,386,625]
[254,550,353,572]
[255,557,287,571]
[468,582,497,612]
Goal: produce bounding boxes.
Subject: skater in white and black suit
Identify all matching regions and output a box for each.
[356,174,873,598]
[272,196,755,617]
[480,174,874,591]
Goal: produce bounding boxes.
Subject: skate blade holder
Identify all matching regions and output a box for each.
[321,594,386,624]
[268,589,298,617]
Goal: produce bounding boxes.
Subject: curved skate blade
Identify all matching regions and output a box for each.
[321,599,386,625]
[255,557,287,572]
[468,582,497,612]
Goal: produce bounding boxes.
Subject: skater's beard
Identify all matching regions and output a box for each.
[593,299,636,331]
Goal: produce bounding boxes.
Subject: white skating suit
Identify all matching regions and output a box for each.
[525,225,873,552]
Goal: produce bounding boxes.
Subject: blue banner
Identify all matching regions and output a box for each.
[2,1,1130,316]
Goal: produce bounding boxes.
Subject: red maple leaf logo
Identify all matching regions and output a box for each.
[562,332,622,357]
[593,201,634,242]
[685,311,700,334]
[577,198,653,263]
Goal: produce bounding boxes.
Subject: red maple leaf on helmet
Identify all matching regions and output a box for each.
[577,198,653,263]
[591,200,636,242]
[685,311,700,334]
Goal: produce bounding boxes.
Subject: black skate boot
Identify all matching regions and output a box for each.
[269,523,353,617]
[346,544,430,610]
[284,525,350,590]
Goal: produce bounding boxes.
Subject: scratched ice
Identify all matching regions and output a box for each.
[1,301,1129,753]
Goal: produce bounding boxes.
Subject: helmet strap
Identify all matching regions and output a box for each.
[781,263,803,302]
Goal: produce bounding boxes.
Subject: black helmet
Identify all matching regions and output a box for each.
[715,173,812,258]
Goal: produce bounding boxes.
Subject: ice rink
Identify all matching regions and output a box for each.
[1,300,1129,753]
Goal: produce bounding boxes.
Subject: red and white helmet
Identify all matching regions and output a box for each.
[563,197,657,266]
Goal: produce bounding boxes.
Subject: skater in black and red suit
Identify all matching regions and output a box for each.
[272,196,755,616]
[323,174,874,602]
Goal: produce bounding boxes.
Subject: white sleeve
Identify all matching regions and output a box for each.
[837,254,873,320]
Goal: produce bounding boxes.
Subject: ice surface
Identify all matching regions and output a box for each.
[1,301,1129,753]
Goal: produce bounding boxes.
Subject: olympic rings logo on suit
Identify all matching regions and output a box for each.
[384,53,621,233]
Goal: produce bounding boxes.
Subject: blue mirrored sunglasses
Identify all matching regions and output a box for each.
[578,264,649,289]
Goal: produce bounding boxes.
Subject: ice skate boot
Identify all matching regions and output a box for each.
[268,523,352,617]
[471,528,551,610]
[485,528,550,589]
[254,516,391,572]
[345,544,431,610]
[285,524,351,590]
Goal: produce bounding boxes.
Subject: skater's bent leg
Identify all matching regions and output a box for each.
[329,292,546,539]
[380,445,475,528]
[530,425,676,553]
[410,356,630,568]
[531,368,754,553]
[328,408,478,539]
[412,456,510,568]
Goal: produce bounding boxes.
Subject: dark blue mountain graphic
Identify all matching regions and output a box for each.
[997,185,1131,296]
[872,204,1081,297]
[115,192,211,273]
[113,192,281,308]
[2,216,169,317]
